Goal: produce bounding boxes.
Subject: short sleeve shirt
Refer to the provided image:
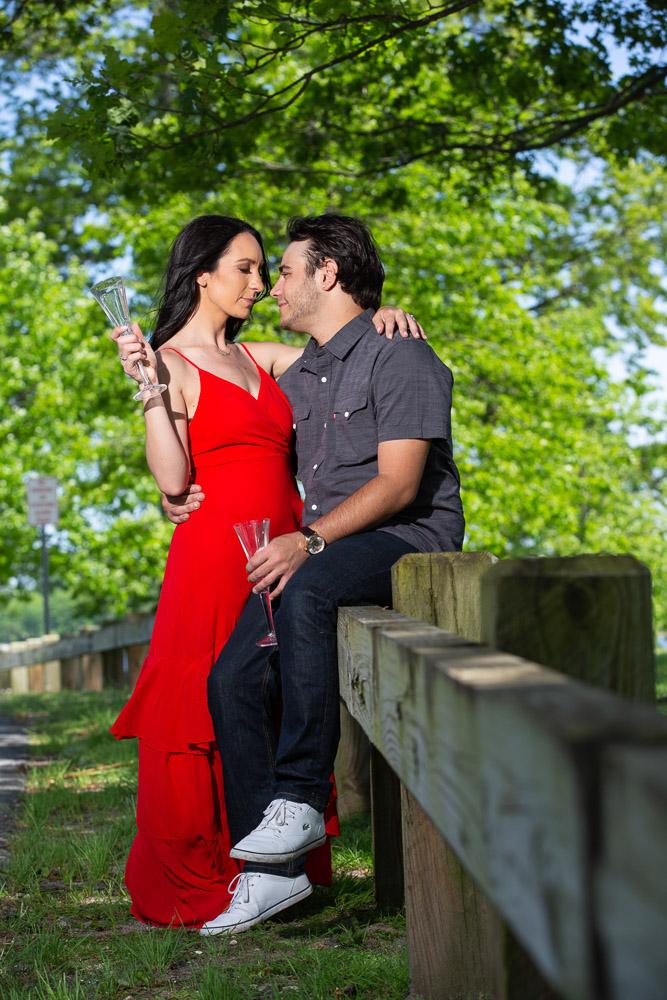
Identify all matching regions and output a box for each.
[277,309,465,552]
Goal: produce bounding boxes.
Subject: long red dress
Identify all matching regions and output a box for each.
[111,345,339,928]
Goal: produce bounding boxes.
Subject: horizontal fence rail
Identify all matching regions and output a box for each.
[0,615,154,692]
[337,602,667,1000]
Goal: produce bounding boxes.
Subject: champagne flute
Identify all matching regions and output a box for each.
[234,518,278,648]
[90,276,167,402]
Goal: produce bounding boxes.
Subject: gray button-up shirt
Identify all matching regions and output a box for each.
[278,309,465,552]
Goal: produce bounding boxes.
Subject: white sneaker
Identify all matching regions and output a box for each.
[200,871,312,936]
[230,799,326,864]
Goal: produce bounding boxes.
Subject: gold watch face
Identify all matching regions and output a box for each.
[306,533,326,555]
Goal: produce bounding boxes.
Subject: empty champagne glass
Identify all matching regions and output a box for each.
[234,518,278,648]
[90,276,167,402]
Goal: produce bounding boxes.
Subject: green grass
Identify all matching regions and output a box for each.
[0,690,407,999]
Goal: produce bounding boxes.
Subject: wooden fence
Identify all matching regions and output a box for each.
[337,553,666,1000]
[0,614,153,693]
[1,553,666,1000]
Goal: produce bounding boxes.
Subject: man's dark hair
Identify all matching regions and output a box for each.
[286,214,385,310]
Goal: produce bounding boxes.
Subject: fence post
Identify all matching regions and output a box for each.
[126,643,149,686]
[370,743,405,910]
[10,666,29,693]
[392,551,504,999]
[81,652,104,691]
[102,648,124,688]
[481,554,655,702]
[61,655,83,689]
[334,704,370,818]
[43,660,61,692]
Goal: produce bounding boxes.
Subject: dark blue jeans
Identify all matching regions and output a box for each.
[208,530,416,876]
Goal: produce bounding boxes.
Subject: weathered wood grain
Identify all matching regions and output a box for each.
[338,605,667,1000]
[482,553,657,997]
[393,551,498,638]
[595,744,667,1000]
[401,782,502,999]
[334,703,370,818]
[481,555,655,702]
[393,552,504,999]
[337,606,436,914]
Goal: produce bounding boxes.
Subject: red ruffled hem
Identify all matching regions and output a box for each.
[111,652,217,752]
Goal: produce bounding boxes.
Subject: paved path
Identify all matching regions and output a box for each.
[0,714,29,868]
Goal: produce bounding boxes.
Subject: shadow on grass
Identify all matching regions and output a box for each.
[0,691,408,999]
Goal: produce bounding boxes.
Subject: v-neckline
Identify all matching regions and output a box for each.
[161,345,264,403]
[197,364,263,403]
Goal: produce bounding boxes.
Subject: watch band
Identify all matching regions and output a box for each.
[299,525,326,555]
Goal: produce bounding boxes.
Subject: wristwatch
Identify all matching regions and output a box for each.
[299,526,327,555]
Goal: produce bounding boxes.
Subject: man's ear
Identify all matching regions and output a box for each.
[320,258,339,291]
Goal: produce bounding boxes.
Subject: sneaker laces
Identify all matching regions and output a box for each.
[226,872,258,908]
[258,799,298,832]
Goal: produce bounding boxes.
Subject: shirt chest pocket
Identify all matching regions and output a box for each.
[292,403,311,431]
[334,393,377,465]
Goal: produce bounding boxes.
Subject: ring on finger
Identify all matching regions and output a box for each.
[407,313,415,321]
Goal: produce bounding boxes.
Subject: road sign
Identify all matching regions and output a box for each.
[26,475,59,527]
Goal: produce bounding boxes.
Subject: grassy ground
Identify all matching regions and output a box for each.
[0,691,407,999]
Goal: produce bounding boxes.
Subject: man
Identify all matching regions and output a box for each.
[167,214,464,935]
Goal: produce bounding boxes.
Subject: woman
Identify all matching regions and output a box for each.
[110,214,423,928]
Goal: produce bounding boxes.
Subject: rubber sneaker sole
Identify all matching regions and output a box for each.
[199,882,313,936]
[229,833,327,864]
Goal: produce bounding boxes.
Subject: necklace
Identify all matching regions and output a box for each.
[215,342,232,357]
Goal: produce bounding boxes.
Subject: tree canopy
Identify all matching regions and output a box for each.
[2,2,666,203]
[0,1,665,636]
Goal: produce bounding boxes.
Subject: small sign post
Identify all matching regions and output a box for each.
[25,475,59,635]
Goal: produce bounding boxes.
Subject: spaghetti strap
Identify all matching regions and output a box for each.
[239,342,263,376]
[160,346,201,371]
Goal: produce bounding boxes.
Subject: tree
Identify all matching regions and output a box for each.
[1,1,665,205]
[0,1,664,636]
[0,212,171,620]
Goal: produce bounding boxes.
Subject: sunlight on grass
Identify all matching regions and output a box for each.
[0,690,408,999]
[33,970,86,1000]
[117,926,192,986]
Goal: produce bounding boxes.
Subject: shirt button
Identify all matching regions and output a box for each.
[292,423,296,430]
[344,411,350,418]
[321,376,327,382]
[311,504,318,511]
[323,422,327,429]
[313,463,318,470]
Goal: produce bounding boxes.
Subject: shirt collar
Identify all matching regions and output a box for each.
[325,309,375,360]
[300,308,374,365]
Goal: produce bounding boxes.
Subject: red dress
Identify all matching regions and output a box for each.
[111,345,339,927]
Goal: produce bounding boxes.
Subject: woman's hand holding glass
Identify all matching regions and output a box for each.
[110,323,160,386]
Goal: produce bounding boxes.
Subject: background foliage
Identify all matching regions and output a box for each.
[0,0,665,636]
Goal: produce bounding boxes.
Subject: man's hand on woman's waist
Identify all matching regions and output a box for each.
[161,484,206,524]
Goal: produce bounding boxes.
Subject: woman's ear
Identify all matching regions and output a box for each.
[196,270,208,289]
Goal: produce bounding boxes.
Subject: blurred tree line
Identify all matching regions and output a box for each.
[0,0,665,638]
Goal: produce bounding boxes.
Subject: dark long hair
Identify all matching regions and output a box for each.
[286,214,384,310]
[151,215,271,350]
